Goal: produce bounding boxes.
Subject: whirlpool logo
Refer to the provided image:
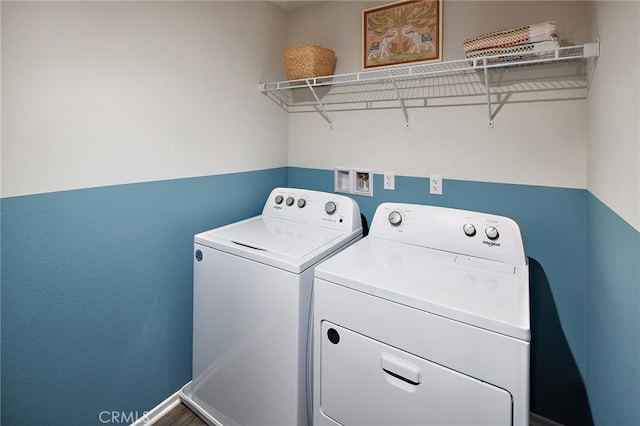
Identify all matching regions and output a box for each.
[483,240,501,247]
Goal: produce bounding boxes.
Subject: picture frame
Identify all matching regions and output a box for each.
[363,0,442,69]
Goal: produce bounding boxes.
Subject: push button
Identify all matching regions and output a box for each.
[327,328,340,344]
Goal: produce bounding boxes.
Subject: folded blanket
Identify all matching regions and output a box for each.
[466,40,560,63]
[464,21,556,54]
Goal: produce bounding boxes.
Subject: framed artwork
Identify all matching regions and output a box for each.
[363,0,442,69]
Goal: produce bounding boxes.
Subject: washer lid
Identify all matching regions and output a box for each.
[315,237,530,341]
[196,216,356,273]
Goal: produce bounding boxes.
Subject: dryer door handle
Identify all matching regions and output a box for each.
[380,353,422,386]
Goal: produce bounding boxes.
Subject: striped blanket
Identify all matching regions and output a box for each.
[466,40,560,63]
[464,21,557,54]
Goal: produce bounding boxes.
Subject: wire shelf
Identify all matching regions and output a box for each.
[259,41,599,128]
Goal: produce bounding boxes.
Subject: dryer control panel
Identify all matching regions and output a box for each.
[370,203,526,266]
[262,188,362,233]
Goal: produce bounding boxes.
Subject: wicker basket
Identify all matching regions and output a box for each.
[282,45,335,80]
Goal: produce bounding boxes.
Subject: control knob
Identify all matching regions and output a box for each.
[485,226,499,240]
[297,198,306,208]
[275,195,284,205]
[325,201,337,215]
[463,223,477,237]
[388,211,403,226]
[286,197,295,206]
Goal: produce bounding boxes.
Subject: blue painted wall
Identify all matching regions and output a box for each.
[289,167,592,425]
[2,166,638,426]
[0,168,288,426]
[586,194,640,426]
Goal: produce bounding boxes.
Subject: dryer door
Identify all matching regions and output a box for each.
[319,321,512,426]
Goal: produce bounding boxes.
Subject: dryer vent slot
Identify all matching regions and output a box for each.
[232,241,267,251]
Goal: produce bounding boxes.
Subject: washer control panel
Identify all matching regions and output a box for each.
[372,203,526,266]
[263,188,362,233]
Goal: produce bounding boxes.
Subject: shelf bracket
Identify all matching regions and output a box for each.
[583,39,600,58]
[482,58,495,128]
[306,80,333,129]
[390,76,410,128]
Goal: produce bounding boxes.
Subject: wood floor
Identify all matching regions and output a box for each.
[154,402,208,426]
[155,401,559,426]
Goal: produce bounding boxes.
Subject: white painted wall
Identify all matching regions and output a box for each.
[587,1,640,231]
[0,2,2,199]
[286,1,592,189]
[288,1,590,71]
[1,1,289,198]
[4,0,636,229]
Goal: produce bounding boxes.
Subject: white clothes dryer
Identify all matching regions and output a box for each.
[313,202,530,426]
[180,188,362,426]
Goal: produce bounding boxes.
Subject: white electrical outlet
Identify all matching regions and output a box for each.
[430,174,442,195]
[384,172,395,190]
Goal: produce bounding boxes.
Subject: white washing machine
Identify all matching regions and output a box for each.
[313,202,530,426]
[180,188,362,426]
